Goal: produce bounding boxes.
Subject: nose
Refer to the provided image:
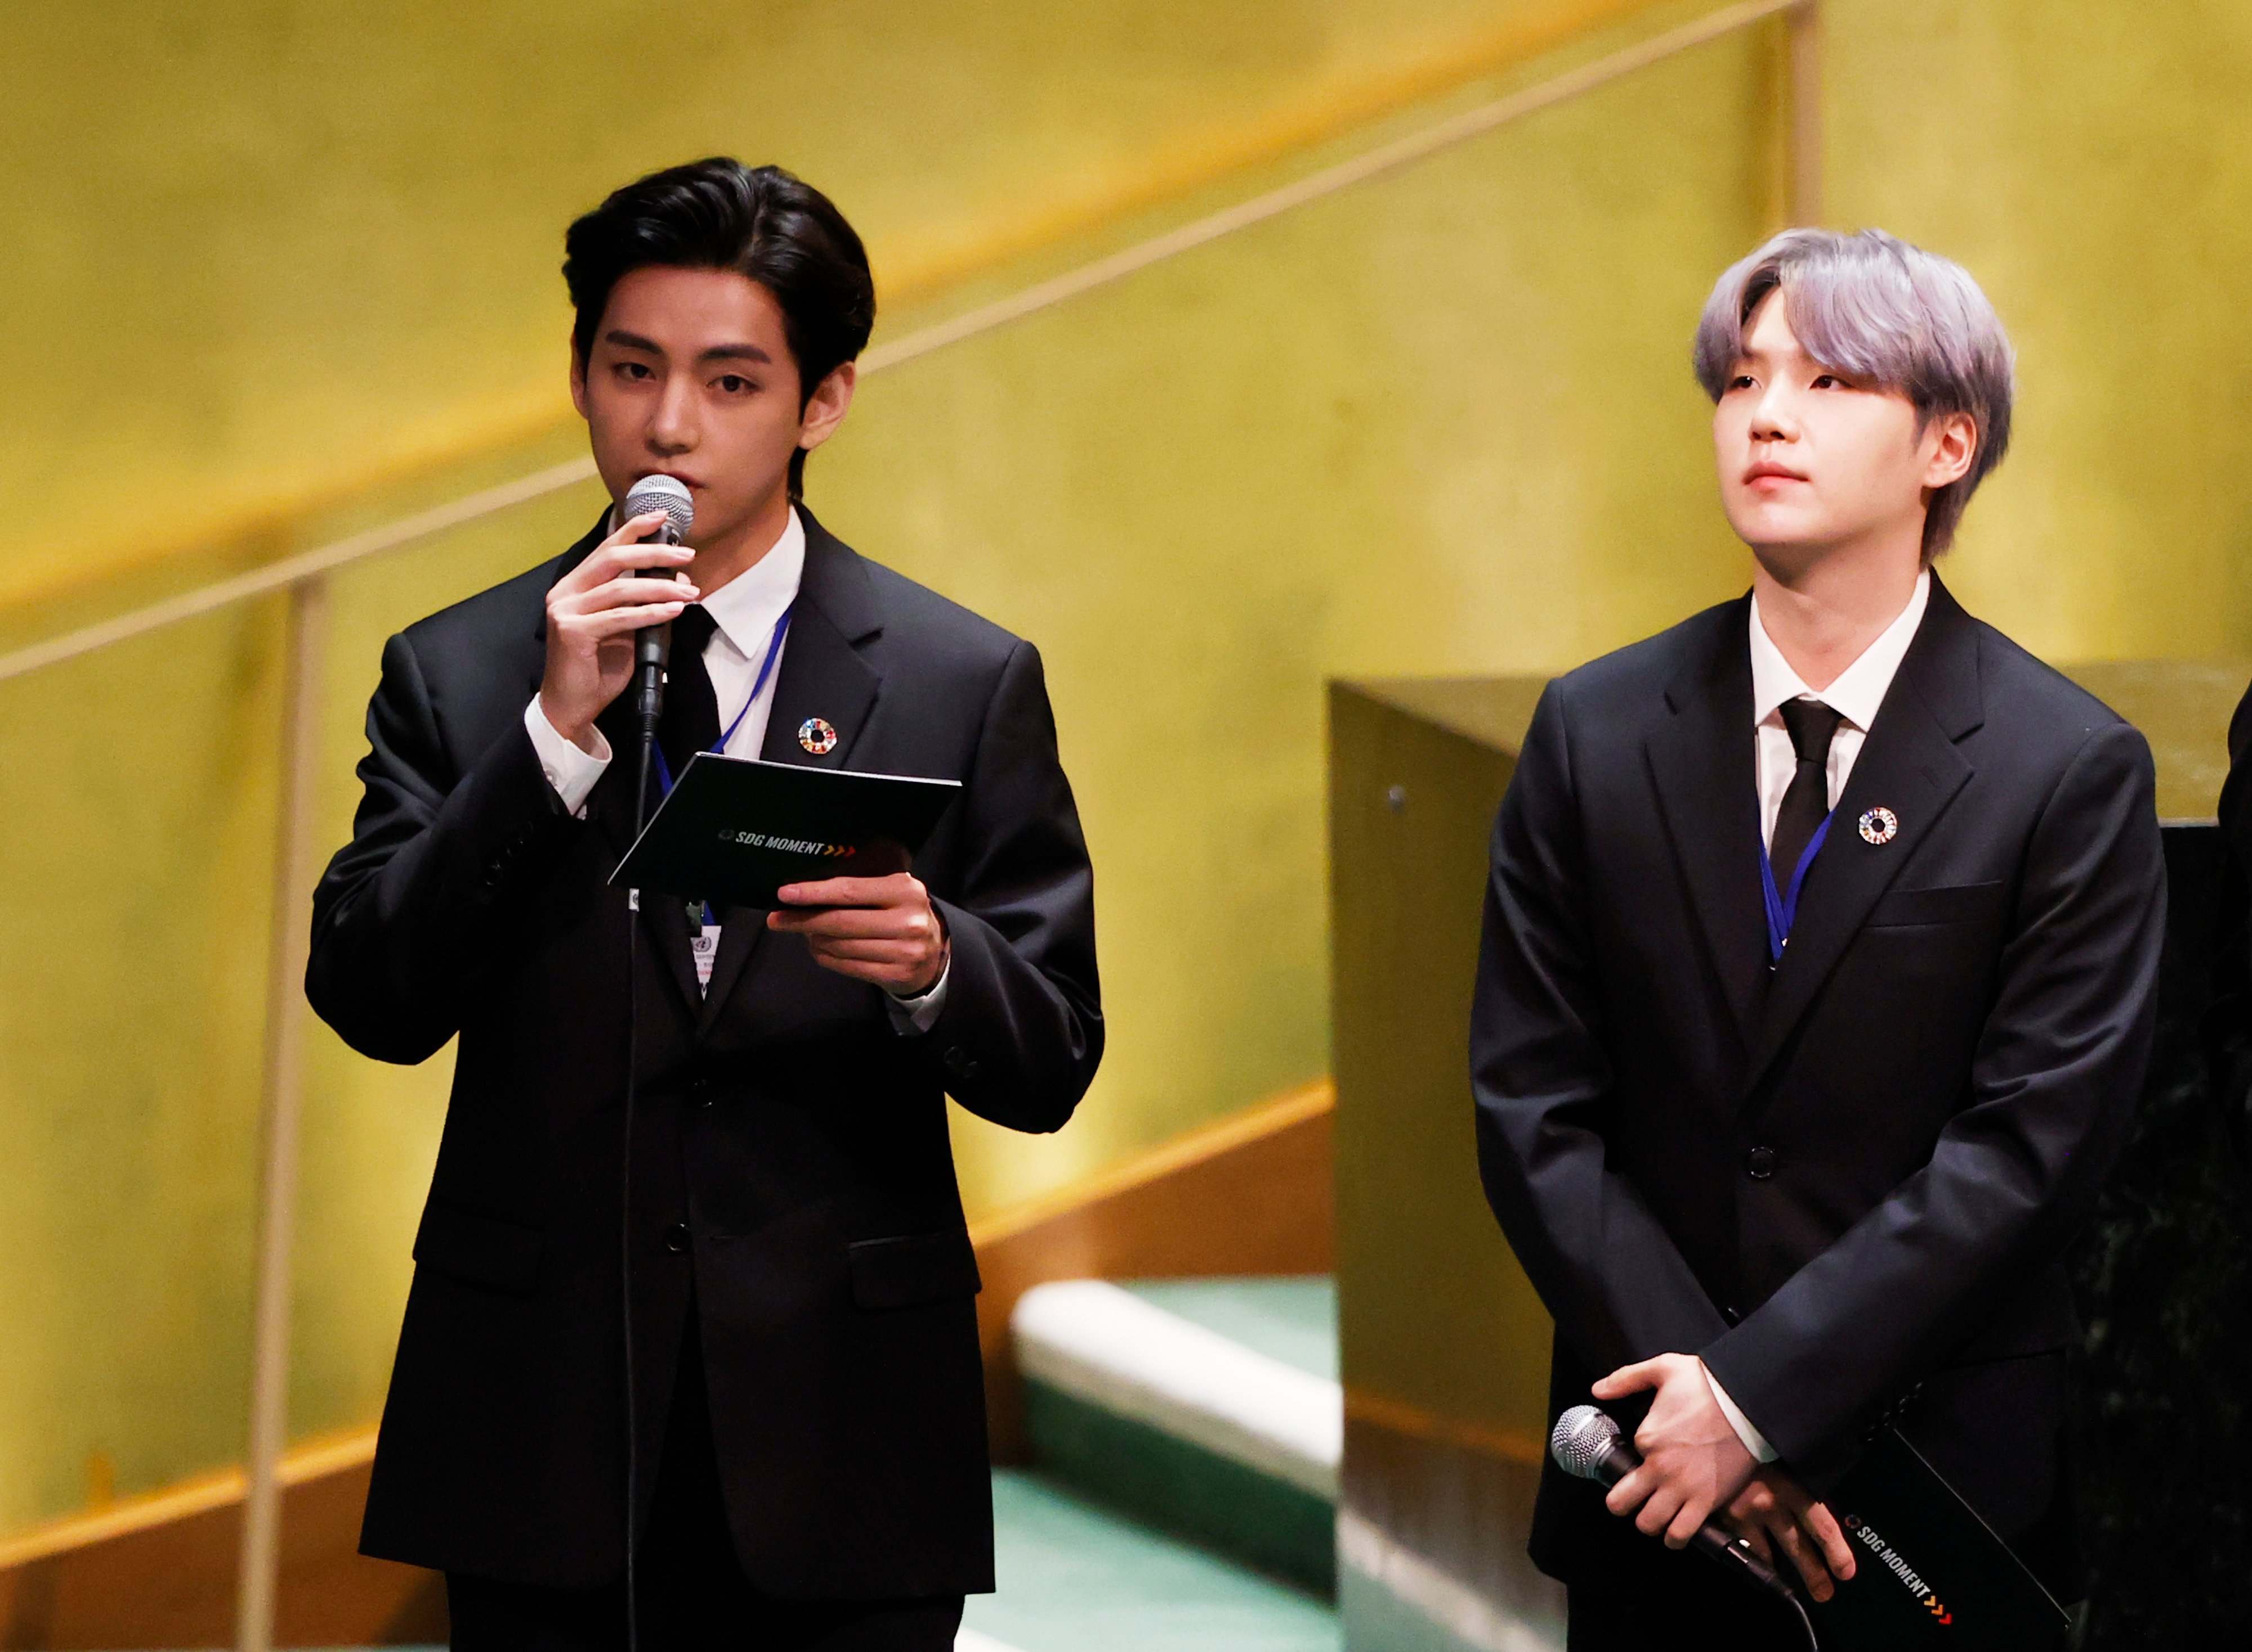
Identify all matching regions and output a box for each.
[647,373,698,456]
[1749,380,1798,445]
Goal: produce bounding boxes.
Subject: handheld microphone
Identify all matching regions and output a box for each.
[1550,1405,1804,1610]
[622,474,695,774]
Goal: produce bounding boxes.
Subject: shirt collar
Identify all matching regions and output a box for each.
[696,506,805,658]
[1749,568,1931,731]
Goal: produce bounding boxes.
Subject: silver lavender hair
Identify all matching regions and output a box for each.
[1692,228,2016,560]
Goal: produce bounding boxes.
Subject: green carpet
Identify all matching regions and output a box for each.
[963,1468,1339,1652]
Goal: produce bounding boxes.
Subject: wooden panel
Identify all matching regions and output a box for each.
[1329,678,1553,1448]
[972,1081,1335,1462]
[0,1435,442,1650]
[1329,677,1560,1647]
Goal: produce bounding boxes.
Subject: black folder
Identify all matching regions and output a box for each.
[609,753,962,910]
[1806,1427,2070,1650]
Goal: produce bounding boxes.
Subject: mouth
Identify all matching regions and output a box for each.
[1743,463,1807,485]
[632,468,701,492]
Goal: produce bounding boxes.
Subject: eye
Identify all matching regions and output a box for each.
[1728,373,1757,392]
[614,360,654,382]
[1811,372,1847,390]
[714,374,754,395]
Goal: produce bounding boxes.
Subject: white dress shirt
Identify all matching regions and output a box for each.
[1701,568,1932,1466]
[523,506,946,1028]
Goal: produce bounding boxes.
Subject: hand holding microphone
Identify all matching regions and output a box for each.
[538,476,698,753]
[1552,1405,1794,1596]
[1552,1404,1825,1649]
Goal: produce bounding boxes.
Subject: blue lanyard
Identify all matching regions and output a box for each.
[1759,809,1834,963]
[651,602,794,798]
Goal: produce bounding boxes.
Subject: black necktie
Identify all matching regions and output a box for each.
[658,605,722,782]
[1770,698,1844,885]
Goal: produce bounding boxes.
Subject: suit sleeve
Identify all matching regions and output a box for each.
[1472,682,1735,1378]
[2209,678,2252,1163]
[1702,720,2164,1470]
[913,639,1103,1133]
[305,630,577,1065]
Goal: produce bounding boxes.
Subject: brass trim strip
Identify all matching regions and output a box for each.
[1344,1387,1548,1469]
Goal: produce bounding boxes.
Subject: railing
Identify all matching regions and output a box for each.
[0,4,1822,1646]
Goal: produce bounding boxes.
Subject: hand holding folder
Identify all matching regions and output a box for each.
[611,752,962,912]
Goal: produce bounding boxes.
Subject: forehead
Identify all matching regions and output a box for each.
[599,265,787,350]
[1739,288,1808,358]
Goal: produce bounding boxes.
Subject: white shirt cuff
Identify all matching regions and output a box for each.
[884,959,949,1034]
[1701,1360,1779,1463]
[523,696,612,818]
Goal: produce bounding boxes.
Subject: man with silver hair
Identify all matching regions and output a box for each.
[1473,229,2162,1647]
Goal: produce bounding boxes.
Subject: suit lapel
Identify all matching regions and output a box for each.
[1643,598,1769,1056]
[696,510,886,1032]
[1742,578,1984,1096]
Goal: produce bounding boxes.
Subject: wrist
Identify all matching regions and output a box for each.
[537,688,599,755]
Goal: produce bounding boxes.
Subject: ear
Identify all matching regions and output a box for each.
[569,340,591,421]
[1922,410,1977,490]
[797,361,859,454]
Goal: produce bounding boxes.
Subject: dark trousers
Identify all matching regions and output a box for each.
[447,1319,964,1651]
[1565,1546,1811,1652]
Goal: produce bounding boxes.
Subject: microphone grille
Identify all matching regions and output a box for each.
[622,474,695,539]
[1549,1405,1621,1479]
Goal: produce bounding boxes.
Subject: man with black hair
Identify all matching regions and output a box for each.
[309,158,1101,1650]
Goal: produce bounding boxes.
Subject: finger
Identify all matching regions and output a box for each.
[1590,1360,1665,1400]
[557,601,689,641]
[1727,1482,1777,1522]
[769,907,919,936]
[572,539,696,591]
[1665,1495,1714,1550]
[804,953,931,987]
[1802,1501,1857,1580]
[1772,1520,1836,1601]
[556,515,678,589]
[558,586,700,628]
[604,508,673,546]
[775,876,915,908]
[1634,1486,1684,1541]
[1603,1467,1653,1519]
[803,940,928,967]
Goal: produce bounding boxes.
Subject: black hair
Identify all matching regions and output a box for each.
[564,158,876,501]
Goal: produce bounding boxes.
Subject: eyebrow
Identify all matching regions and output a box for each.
[602,328,771,365]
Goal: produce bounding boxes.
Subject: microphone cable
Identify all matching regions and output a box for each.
[619,694,660,1652]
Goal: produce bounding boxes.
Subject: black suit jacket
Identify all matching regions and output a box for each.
[1471,578,2162,1592]
[306,510,1101,1596]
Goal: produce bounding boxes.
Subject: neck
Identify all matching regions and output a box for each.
[1750,524,1924,691]
[686,483,794,597]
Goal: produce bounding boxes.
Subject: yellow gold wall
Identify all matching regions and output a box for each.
[1,0,2249,1538]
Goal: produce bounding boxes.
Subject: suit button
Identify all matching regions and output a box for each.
[1721,1303,1742,1325]
[1745,1146,1777,1180]
[690,1075,714,1106]
[942,1046,971,1077]
[664,1222,691,1253]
